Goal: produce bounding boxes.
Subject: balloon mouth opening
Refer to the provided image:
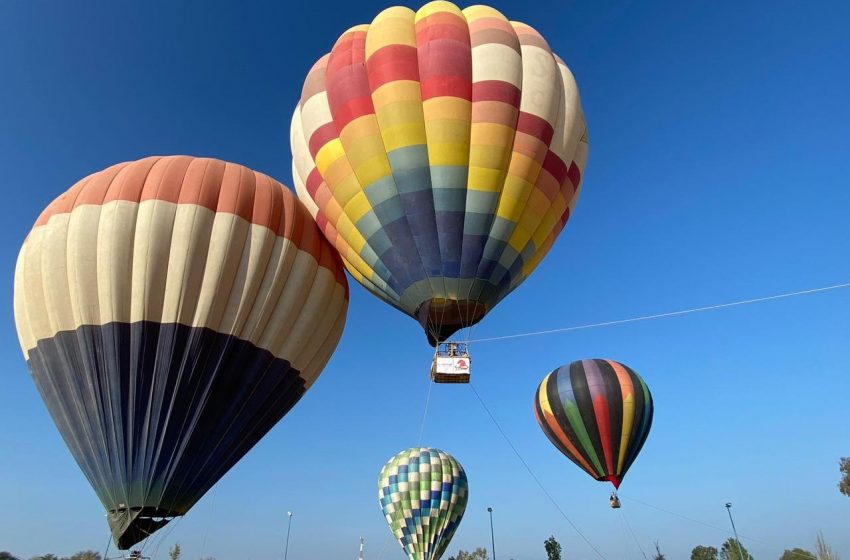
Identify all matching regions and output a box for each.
[108,506,182,549]
[416,299,487,346]
[601,475,621,489]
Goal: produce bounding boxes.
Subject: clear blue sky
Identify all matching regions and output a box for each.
[1,1,848,559]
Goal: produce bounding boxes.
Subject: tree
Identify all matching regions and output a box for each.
[453,549,488,560]
[720,538,754,560]
[780,549,816,560]
[839,458,850,497]
[692,545,719,560]
[29,555,59,560]
[653,542,666,560]
[169,544,182,560]
[0,553,21,560]
[67,552,101,560]
[815,532,840,560]
[545,536,562,560]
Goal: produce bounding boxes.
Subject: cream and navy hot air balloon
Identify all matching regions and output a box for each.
[291,1,589,345]
[13,156,349,548]
[378,448,468,560]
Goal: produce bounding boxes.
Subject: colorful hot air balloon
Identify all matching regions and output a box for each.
[13,156,349,549]
[378,447,469,560]
[534,359,653,490]
[291,1,589,345]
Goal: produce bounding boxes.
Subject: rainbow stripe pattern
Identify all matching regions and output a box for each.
[291,1,589,344]
[534,359,653,488]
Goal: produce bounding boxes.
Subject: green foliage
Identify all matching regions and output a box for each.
[839,458,850,497]
[780,548,816,560]
[691,545,720,560]
[29,555,60,560]
[652,542,666,560]
[815,532,840,560]
[66,553,101,560]
[0,553,21,560]
[452,549,489,560]
[720,538,754,560]
[544,536,562,560]
[168,544,181,560]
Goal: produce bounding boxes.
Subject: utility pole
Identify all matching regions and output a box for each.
[284,511,294,560]
[725,503,745,560]
[358,536,364,560]
[487,507,496,560]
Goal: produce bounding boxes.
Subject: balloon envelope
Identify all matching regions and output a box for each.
[13,156,349,548]
[534,359,653,488]
[291,1,589,344]
[378,447,468,560]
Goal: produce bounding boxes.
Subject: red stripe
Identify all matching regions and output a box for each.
[542,151,568,185]
[567,161,581,188]
[420,75,471,101]
[516,112,554,144]
[592,394,616,475]
[327,34,375,129]
[472,80,520,106]
[367,44,420,89]
[306,168,324,198]
[308,122,339,159]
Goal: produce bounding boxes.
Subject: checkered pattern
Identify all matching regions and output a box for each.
[378,447,469,560]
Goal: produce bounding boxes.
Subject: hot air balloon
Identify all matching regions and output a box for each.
[291,1,589,350]
[13,156,349,548]
[378,447,468,560]
[533,359,653,507]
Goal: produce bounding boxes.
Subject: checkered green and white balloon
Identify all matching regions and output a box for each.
[378,448,469,560]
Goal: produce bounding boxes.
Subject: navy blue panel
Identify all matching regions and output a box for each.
[400,189,442,275]
[435,210,465,277]
[459,233,488,277]
[26,321,306,549]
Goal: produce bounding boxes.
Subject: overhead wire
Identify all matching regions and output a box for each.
[468,282,850,343]
[468,382,608,560]
[619,508,648,560]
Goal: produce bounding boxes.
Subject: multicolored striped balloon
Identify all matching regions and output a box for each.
[291,1,589,345]
[13,156,349,549]
[378,448,468,560]
[534,359,653,488]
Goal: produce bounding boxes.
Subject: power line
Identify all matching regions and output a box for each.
[468,383,608,560]
[468,282,850,343]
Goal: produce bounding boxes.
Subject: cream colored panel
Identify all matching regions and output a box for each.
[96,201,138,327]
[471,43,523,87]
[189,212,250,331]
[38,213,75,341]
[129,199,178,325]
[66,205,102,327]
[300,91,334,140]
[258,249,318,358]
[16,199,348,369]
[517,44,559,121]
